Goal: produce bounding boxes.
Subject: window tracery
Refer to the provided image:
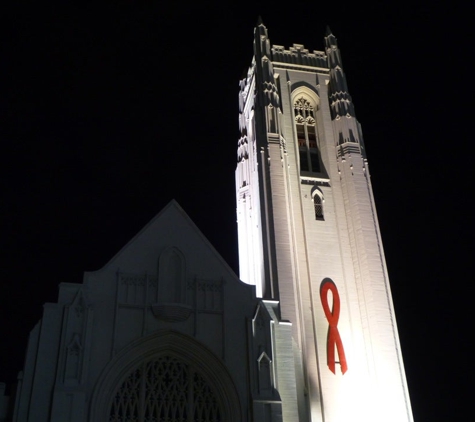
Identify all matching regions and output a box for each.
[294,97,320,173]
[109,355,222,422]
[294,97,314,119]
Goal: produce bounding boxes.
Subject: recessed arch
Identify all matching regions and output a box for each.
[290,82,320,107]
[158,246,186,304]
[311,186,324,198]
[291,88,321,174]
[89,330,242,422]
[311,188,324,220]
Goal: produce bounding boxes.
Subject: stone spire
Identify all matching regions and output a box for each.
[253,19,281,127]
[325,28,355,119]
[254,17,270,59]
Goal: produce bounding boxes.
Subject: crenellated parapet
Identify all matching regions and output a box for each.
[271,44,327,68]
[234,21,413,422]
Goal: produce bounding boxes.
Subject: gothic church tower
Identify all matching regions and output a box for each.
[236,20,413,421]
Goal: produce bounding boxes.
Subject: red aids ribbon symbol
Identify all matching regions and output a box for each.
[320,279,348,375]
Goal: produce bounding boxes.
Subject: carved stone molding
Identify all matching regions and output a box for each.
[151,303,193,322]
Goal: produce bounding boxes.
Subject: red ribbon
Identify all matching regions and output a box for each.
[320,279,348,375]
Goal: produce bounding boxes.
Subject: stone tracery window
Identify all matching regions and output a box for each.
[109,355,222,422]
[294,97,320,173]
[294,97,314,119]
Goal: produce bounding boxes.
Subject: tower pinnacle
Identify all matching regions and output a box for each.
[236,24,413,421]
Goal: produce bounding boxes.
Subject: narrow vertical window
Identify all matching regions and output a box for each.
[307,125,320,173]
[294,97,321,173]
[313,194,324,220]
[158,247,185,304]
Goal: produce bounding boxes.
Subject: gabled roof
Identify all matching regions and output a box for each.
[84,200,240,282]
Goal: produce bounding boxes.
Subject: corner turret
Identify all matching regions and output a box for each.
[325,28,355,118]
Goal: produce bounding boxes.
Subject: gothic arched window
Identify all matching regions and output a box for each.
[294,97,320,173]
[109,355,222,422]
[158,247,185,304]
[313,192,324,220]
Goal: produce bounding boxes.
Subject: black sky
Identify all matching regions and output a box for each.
[0,2,471,421]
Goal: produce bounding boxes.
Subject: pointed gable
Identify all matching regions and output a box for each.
[87,200,238,279]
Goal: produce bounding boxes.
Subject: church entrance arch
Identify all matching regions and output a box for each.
[90,331,242,422]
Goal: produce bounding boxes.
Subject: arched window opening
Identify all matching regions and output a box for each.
[158,247,185,304]
[313,194,324,220]
[294,97,321,173]
[109,355,222,422]
[167,253,182,302]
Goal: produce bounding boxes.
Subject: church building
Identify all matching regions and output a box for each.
[1,21,413,422]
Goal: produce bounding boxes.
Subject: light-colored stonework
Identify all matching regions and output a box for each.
[3,22,413,422]
[236,21,413,421]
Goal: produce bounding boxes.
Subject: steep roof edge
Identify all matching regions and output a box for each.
[83,199,243,284]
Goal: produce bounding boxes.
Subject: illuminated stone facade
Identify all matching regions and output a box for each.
[2,22,413,422]
[236,21,413,421]
[8,202,292,421]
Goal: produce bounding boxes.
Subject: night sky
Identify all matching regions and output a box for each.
[1,3,471,421]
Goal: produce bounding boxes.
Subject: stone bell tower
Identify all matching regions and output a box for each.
[236,20,413,421]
